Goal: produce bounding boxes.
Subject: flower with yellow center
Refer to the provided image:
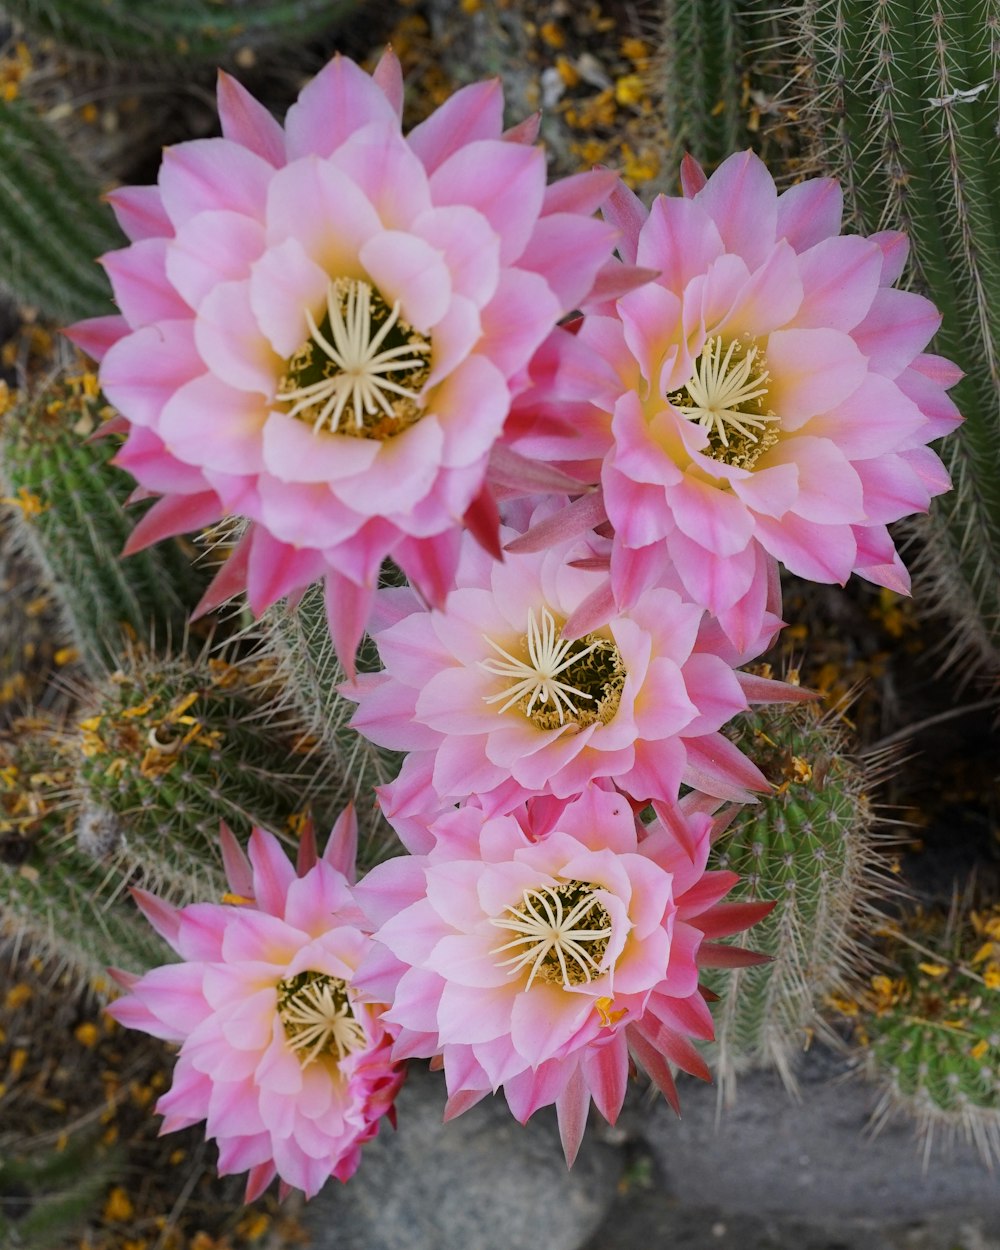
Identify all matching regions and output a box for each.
[277,970,368,1067]
[490,880,614,989]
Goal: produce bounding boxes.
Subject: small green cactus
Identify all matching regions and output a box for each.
[0,374,208,676]
[259,581,404,869]
[0,97,119,321]
[707,700,887,1100]
[858,902,1000,1166]
[72,646,334,907]
[791,0,1000,674]
[0,716,168,987]
[5,0,362,63]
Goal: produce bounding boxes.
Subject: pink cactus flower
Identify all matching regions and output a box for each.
[509,151,962,650]
[355,785,771,1162]
[70,51,622,668]
[344,508,805,810]
[105,812,405,1200]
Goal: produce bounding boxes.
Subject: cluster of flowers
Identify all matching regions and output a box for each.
[85,50,961,1199]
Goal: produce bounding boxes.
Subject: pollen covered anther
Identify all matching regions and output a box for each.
[490,880,614,990]
[670,334,779,468]
[277,970,367,1068]
[479,606,626,730]
[277,278,432,441]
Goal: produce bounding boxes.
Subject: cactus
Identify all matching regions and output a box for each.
[5,0,361,63]
[791,0,1000,673]
[71,646,332,906]
[0,373,208,676]
[0,716,168,986]
[706,700,889,1100]
[259,581,404,869]
[656,0,786,183]
[0,1131,121,1249]
[857,901,1000,1166]
[0,97,119,321]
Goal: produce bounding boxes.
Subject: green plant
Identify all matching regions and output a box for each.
[791,0,1000,674]
[0,374,207,676]
[0,97,119,321]
[707,701,887,1100]
[5,0,362,63]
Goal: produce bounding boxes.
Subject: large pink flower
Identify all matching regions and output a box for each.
[355,785,771,1162]
[510,151,962,647]
[344,511,786,812]
[71,52,620,666]
[106,813,404,1200]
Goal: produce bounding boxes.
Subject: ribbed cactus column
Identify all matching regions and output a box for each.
[0,375,207,675]
[0,98,119,320]
[707,702,885,1099]
[259,582,403,870]
[794,0,1000,672]
[4,0,360,62]
[859,903,1000,1165]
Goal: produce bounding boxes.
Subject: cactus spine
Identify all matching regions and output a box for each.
[0,98,118,321]
[5,0,361,63]
[792,0,1000,673]
[860,901,1000,1166]
[259,581,403,869]
[707,702,887,1099]
[0,374,207,676]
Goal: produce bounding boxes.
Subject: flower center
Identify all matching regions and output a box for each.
[490,879,614,990]
[276,970,367,1068]
[478,606,626,730]
[276,278,432,441]
[669,334,779,469]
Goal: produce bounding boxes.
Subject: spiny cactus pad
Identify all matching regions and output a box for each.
[708,700,884,1099]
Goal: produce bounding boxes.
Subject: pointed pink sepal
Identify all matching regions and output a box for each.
[323,804,359,884]
[218,819,255,900]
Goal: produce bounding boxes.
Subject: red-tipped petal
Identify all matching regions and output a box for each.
[737,672,821,704]
[680,153,708,197]
[555,1065,591,1167]
[130,887,182,945]
[462,483,503,561]
[323,803,359,883]
[324,570,373,681]
[694,899,776,940]
[190,531,251,621]
[122,491,221,557]
[627,1027,681,1116]
[372,46,404,116]
[218,819,255,900]
[295,816,318,876]
[698,942,773,969]
[504,490,606,555]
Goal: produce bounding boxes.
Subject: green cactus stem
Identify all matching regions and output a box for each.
[258,581,404,870]
[0,97,119,320]
[0,374,208,676]
[792,0,1000,674]
[856,901,1000,1166]
[5,0,361,63]
[707,700,890,1101]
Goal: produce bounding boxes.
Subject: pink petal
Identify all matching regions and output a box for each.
[372,47,404,116]
[668,529,758,614]
[322,805,359,882]
[195,279,280,395]
[331,122,431,229]
[429,140,546,265]
[105,184,172,242]
[102,239,191,328]
[869,230,909,286]
[122,491,221,555]
[680,154,707,197]
[413,204,501,306]
[852,523,911,594]
[100,320,202,427]
[159,139,272,228]
[682,732,769,802]
[852,287,942,378]
[64,314,129,362]
[805,371,926,459]
[325,570,375,679]
[636,195,724,291]
[217,71,285,166]
[668,475,755,558]
[516,214,618,312]
[247,828,297,916]
[248,237,330,357]
[245,528,327,613]
[722,240,803,336]
[408,79,505,174]
[766,327,868,426]
[774,177,843,251]
[695,150,778,271]
[600,177,648,264]
[264,157,380,275]
[752,510,857,583]
[395,530,464,611]
[730,462,800,519]
[543,169,619,217]
[191,533,251,620]
[159,373,266,474]
[793,234,882,332]
[555,1064,592,1165]
[359,230,452,331]
[166,210,266,311]
[284,54,399,160]
[479,267,562,378]
[764,434,865,525]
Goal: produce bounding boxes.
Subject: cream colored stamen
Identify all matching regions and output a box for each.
[672,334,778,449]
[277,971,366,1068]
[277,278,431,436]
[490,881,614,990]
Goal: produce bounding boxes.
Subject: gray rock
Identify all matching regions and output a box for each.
[301,1064,622,1250]
[642,1046,1000,1221]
